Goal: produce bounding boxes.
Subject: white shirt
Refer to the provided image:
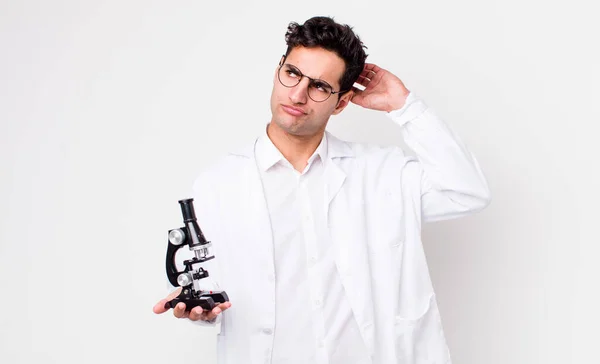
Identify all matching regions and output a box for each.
[255,129,371,364]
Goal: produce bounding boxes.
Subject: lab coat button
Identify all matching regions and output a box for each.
[262,328,273,335]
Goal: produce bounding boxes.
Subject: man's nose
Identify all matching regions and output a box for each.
[289,78,310,104]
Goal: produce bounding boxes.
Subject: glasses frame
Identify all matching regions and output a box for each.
[277,57,349,102]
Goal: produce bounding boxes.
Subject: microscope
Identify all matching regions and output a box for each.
[164,198,229,311]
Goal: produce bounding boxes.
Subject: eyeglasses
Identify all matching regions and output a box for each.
[277,62,348,102]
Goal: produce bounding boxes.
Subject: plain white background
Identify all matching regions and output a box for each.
[1,0,598,363]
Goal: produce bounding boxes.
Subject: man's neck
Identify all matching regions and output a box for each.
[266,123,324,172]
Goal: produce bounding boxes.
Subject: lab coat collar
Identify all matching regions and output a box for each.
[230,130,354,161]
[254,125,331,172]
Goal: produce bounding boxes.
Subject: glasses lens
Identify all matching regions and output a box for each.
[278,65,301,88]
[308,81,333,102]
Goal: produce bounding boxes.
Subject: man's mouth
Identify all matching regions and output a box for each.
[281,105,307,116]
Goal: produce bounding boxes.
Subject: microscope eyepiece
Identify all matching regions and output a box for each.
[177,198,208,247]
[178,198,197,222]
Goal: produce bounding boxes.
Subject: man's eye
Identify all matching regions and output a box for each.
[313,82,329,93]
[286,70,300,78]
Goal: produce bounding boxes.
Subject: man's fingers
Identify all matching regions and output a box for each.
[173,302,189,319]
[364,63,382,73]
[153,299,169,314]
[203,306,222,321]
[156,298,232,321]
[360,69,376,80]
[197,302,232,321]
[356,75,370,87]
[153,288,183,314]
[189,307,205,321]
[217,302,232,311]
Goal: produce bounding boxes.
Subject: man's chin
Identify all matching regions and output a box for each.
[272,117,301,133]
[271,115,323,137]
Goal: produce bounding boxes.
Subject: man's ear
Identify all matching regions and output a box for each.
[332,90,354,115]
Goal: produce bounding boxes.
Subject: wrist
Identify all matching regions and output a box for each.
[385,90,410,113]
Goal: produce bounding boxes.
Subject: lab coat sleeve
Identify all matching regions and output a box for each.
[386,92,491,222]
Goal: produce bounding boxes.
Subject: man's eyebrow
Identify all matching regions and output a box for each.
[283,63,301,71]
[284,63,334,86]
[312,78,332,87]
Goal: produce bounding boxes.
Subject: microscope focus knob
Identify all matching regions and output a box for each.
[168,229,185,245]
[177,273,193,287]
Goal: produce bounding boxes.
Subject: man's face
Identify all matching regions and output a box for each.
[269,46,352,137]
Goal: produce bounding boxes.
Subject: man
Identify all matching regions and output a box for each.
[154,16,490,364]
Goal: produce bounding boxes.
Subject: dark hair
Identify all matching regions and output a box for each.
[284,16,368,96]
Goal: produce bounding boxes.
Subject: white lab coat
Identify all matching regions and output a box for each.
[190,94,491,364]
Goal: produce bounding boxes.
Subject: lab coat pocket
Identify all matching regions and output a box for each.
[395,292,432,327]
[394,293,431,362]
[394,294,450,364]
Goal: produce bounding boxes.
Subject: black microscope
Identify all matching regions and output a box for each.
[164,198,229,311]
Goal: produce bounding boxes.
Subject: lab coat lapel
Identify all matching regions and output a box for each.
[248,157,274,259]
[324,158,346,208]
[323,131,350,213]
[324,134,375,357]
[229,139,275,277]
